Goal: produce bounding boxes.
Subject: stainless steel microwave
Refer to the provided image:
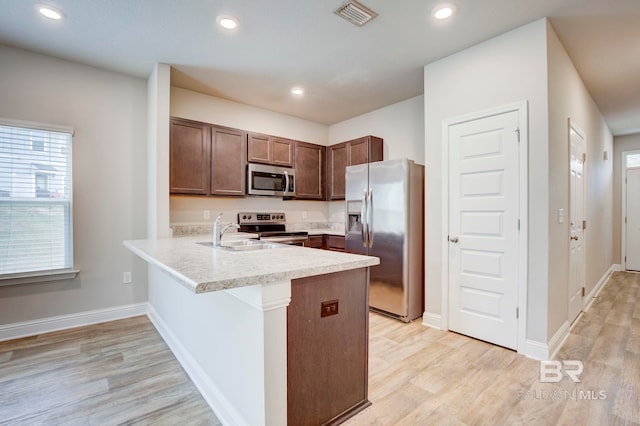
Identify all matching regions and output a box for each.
[247,163,295,197]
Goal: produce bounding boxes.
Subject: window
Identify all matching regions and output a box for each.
[32,138,44,152]
[0,119,74,278]
[627,153,640,168]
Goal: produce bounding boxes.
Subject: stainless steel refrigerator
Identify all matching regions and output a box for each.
[345,158,424,322]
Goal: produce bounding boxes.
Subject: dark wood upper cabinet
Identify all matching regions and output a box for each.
[211,125,247,196]
[272,137,294,167]
[327,136,383,200]
[170,118,210,195]
[248,133,294,168]
[294,141,325,200]
[247,133,271,164]
[170,118,247,197]
[327,143,348,200]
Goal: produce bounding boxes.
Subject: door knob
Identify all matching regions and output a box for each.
[450,237,459,243]
[571,235,579,241]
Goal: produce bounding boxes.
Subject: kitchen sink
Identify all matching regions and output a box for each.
[196,240,286,251]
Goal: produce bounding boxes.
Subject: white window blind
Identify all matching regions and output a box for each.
[0,120,73,276]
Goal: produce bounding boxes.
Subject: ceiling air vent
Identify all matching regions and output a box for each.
[334,0,378,27]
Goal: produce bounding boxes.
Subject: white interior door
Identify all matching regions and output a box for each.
[448,110,520,350]
[568,124,585,324]
[626,168,640,271]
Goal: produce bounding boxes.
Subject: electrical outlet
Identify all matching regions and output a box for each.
[321,300,339,317]
[204,210,211,220]
[123,272,132,284]
[302,211,308,219]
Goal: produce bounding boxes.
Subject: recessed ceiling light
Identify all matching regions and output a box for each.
[291,87,304,96]
[216,15,238,30]
[38,5,64,20]
[433,6,454,20]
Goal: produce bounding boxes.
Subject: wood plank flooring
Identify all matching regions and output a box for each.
[0,316,221,425]
[0,271,638,425]
[344,271,640,425]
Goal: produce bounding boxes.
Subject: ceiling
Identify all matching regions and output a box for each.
[0,0,639,135]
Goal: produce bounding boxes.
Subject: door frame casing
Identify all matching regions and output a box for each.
[568,118,586,322]
[440,101,529,354]
[621,149,640,270]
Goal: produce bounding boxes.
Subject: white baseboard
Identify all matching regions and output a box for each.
[0,303,148,342]
[422,311,443,330]
[585,264,616,311]
[523,339,549,361]
[524,321,569,361]
[147,305,247,426]
[548,320,570,360]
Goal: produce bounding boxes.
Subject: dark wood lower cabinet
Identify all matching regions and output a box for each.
[308,235,324,248]
[325,235,345,252]
[288,268,370,425]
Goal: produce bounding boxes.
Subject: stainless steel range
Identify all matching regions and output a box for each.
[238,212,308,246]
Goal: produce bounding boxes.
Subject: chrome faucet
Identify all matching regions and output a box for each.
[213,213,240,246]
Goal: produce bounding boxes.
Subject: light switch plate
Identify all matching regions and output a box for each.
[558,208,565,224]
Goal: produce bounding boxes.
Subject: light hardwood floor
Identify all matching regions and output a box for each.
[0,316,221,425]
[1,272,638,425]
[345,271,640,425]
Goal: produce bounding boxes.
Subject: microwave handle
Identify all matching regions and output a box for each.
[284,171,290,195]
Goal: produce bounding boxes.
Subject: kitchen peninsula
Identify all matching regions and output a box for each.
[124,235,379,426]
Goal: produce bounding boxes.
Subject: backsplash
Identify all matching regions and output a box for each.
[170,196,346,236]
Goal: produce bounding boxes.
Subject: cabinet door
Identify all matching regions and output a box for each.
[327,142,348,200]
[211,126,247,196]
[349,136,384,166]
[170,118,210,195]
[348,137,370,166]
[247,133,272,164]
[308,235,323,249]
[272,137,294,167]
[294,141,325,200]
[325,235,345,252]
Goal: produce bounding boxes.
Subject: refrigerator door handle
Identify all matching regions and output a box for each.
[361,188,368,247]
[367,188,374,247]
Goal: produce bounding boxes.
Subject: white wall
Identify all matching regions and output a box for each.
[147,63,171,238]
[171,87,328,145]
[329,95,425,164]
[424,19,550,344]
[0,44,148,325]
[613,133,640,264]
[546,22,613,338]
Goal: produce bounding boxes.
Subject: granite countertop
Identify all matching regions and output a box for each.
[124,235,378,294]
